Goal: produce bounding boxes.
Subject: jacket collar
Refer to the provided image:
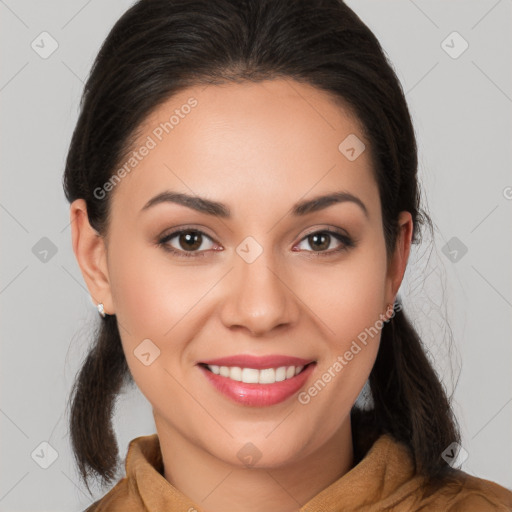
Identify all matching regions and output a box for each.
[123,432,421,511]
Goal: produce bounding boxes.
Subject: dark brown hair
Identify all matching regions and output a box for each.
[63,0,460,497]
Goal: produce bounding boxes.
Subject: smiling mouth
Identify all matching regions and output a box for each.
[198,357,317,407]
[199,362,315,384]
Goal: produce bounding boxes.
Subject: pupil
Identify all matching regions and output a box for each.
[310,233,329,251]
[180,231,201,250]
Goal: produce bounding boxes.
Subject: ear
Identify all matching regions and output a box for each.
[385,211,413,306]
[70,199,114,315]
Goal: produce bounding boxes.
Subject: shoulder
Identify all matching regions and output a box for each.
[82,477,134,512]
[82,433,161,511]
[350,432,512,511]
[416,471,512,511]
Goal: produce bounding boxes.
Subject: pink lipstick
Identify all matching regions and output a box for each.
[197,354,316,407]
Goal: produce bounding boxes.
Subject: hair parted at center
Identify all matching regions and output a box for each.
[63,0,460,497]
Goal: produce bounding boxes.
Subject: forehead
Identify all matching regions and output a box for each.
[109,79,379,221]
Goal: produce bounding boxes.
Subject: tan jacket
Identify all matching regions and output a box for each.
[85,433,512,511]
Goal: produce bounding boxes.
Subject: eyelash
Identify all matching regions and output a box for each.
[157,227,356,259]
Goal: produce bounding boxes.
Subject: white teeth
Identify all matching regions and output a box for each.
[230,366,242,381]
[206,364,306,384]
[219,366,230,377]
[241,368,259,384]
[259,368,275,384]
[275,366,287,382]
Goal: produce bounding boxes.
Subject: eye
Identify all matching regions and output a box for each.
[157,227,356,259]
[294,229,355,256]
[157,229,218,258]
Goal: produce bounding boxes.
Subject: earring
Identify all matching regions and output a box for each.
[97,303,106,318]
[384,302,395,322]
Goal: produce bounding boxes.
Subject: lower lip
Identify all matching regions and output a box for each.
[199,364,316,407]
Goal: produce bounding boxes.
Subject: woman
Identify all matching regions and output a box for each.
[63,0,512,510]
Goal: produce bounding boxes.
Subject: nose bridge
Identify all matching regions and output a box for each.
[220,235,296,335]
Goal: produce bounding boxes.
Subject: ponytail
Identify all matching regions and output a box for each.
[352,303,460,489]
[68,317,131,494]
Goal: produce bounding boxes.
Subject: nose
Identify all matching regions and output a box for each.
[219,248,299,337]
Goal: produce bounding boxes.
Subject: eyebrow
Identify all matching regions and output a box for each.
[140,190,368,218]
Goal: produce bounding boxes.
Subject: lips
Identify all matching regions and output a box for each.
[197,354,316,407]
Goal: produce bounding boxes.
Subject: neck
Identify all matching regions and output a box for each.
[154,414,354,512]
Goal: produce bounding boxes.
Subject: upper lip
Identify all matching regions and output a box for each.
[199,354,315,369]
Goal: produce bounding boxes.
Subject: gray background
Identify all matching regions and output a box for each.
[1,0,511,510]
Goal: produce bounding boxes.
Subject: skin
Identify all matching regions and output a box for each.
[70,78,413,512]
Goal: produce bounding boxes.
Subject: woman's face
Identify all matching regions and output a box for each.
[74,79,411,468]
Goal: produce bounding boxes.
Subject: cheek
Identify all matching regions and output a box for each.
[106,238,223,398]
[108,246,164,333]
[294,244,387,417]
[105,243,194,407]
[108,237,208,338]
[302,244,388,346]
